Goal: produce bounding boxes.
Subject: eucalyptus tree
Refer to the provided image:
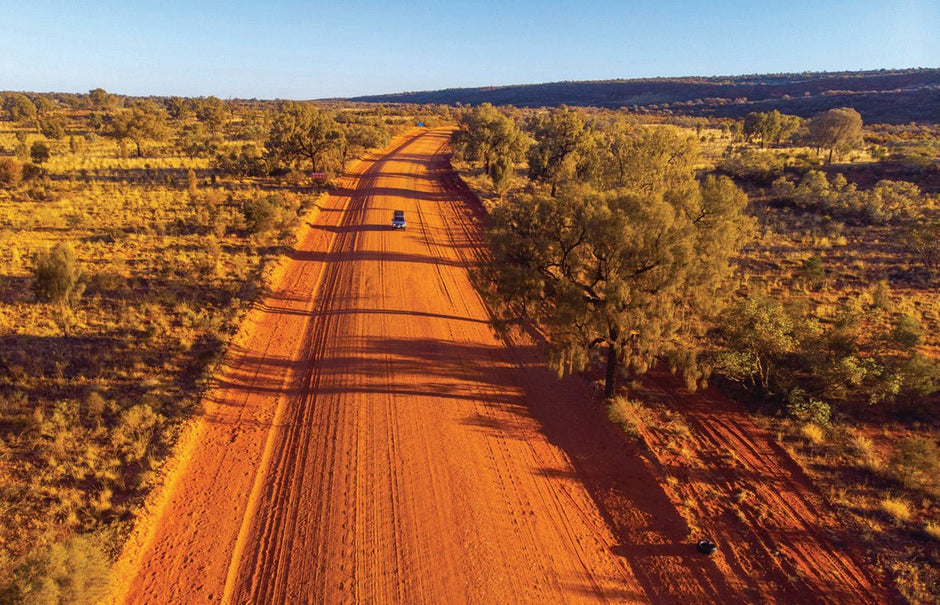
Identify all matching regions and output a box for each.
[452,103,530,188]
[526,105,592,196]
[807,107,864,164]
[106,101,170,157]
[482,127,752,397]
[265,101,345,173]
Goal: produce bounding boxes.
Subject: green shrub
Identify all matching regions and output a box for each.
[212,143,268,177]
[21,162,43,182]
[32,243,85,306]
[30,141,51,165]
[39,117,66,141]
[871,279,893,310]
[798,254,825,289]
[0,157,22,188]
[718,149,784,185]
[242,195,282,235]
[899,353,940,397]
[890,314,924,351]
[889,436,940,496]
[786,388,831,425]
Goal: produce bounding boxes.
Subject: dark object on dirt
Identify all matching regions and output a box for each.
[696,539,718,554]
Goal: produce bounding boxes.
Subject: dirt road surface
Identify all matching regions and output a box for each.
[117,130,888,603]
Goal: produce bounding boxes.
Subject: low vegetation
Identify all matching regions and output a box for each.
[454,100,939,602]
[0,89,440,599]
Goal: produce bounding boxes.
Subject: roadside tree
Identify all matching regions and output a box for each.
[453,103,530,187]
[526,105,591,196]
[265,101,346,173]
[482,129,752,398]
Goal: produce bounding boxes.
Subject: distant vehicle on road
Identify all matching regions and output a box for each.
[392,210,406,230]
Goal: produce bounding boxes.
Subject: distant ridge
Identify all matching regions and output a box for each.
[349,69,940,123]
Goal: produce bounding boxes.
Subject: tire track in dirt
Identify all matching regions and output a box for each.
[115,128,885,604]
[220,130,648,603]
[635,370,893,603]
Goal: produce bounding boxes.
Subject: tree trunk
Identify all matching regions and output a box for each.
[827,147,834,164]
[136,140,143,158]
[604,342,618,399]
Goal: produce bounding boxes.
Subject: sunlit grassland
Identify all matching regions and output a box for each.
[0,124,306,571]
[453,108,940,603]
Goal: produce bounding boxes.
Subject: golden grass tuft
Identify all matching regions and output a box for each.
[851,433,883,471]
[800,422,826,445]
[607,396,654,439]
[879,497,912,523]
[925,521,940,541]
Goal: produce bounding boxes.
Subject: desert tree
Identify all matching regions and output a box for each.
[30,94,56,117]
[482,129,752,398]
[0,158,22,189]
[526,105,592,196]
[105,101,170,157]
[2,92,38,124]
[906,219,940,271]
[33,243,85,306]
[742,110,803,148]
[341,121,392,163]
[194,96,229,133]
[806,107,864,164]
[39,115,67,140]
[30,141,51,165]
[265,101,346,173]
[88,87,117,110]
[164,96,193,120]
[175,122,220,159]
[452,103,530,186]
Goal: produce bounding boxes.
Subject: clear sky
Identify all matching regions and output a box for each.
[1,0,937,99]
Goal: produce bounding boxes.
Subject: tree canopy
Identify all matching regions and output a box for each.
[482,125,753,397]
[742,110,803,147]
[806,107,864,163]
[453,103,530,187]
[3,93,37,124]
[526,105,592,196]
[265,101,346,174]
[105,101,170,157]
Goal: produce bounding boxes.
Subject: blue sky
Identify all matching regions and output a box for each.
[1,1,936,99]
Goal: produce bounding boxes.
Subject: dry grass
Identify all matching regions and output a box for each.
[607,396,655,440]
[880,497,912,523]
[800,423,826,445]
[851,434,883,472]
[924,521,940,541]
[0,103,414,593]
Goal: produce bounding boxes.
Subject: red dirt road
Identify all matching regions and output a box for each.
[116,130,887,603]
